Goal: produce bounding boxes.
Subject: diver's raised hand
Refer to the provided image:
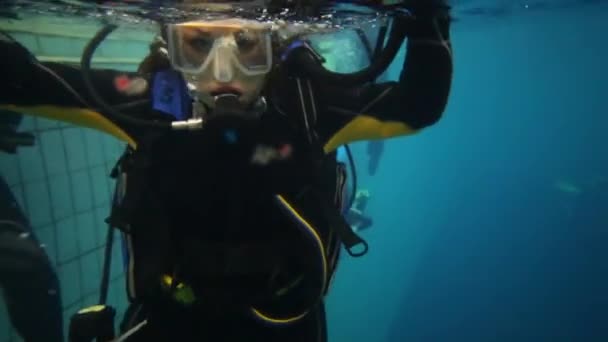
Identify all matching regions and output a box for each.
[0,111,35,154]
[399,0,451,41]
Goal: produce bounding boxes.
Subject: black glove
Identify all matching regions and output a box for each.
[399,0,451,41]
[0,111,35,154]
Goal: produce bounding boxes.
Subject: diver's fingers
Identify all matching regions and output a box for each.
[0,132,35,153]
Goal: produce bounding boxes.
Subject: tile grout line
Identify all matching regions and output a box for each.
[59,126,85,310]
[42,161,109,180]
[33,123,60,267]
[74,128,93,307]
[53,202,111,229]
[84,129,102,288]
[34,122,73,340]
[57,244,105,267]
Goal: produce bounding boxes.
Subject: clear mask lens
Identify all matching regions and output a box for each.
[167,20,273,80]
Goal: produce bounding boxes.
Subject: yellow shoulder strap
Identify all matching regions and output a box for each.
[0,104,137,149]
[323,115,417,153]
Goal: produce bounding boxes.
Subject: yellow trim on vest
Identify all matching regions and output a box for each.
[250,307,310,324]
[323,115,417,153]
[249,195,328,324]
[0,104,137,149]
[275,194,327,291]
[77,305,107,314]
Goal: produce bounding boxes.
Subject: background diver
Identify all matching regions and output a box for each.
[366,140,384,177]
[336,145,373,233]
[0,0,453,340]
[346,189,373,233]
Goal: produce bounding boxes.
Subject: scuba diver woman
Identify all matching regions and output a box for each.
[0,0,452,340]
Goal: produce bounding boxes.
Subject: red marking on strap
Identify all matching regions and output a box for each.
[114,75,131,91]
[278,144,293,158]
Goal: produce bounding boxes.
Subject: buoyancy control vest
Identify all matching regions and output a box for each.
[104,70,368,325]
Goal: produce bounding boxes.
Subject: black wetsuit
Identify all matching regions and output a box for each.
[0,8,453,341]
[0,174,63,342]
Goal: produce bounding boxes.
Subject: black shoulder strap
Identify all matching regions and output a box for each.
[312,188,368,257]
[105,145,149,233]
[289,76,369,257]
[293,77,320,147]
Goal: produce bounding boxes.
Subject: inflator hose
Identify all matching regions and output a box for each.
[81,24,171,129]
[283,14,409,85]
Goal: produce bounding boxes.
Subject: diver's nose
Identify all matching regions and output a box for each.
[213,44,234,83]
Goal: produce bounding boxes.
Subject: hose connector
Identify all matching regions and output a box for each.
[171,118,203,130]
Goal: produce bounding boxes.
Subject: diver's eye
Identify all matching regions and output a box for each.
[186,36,214,53]
[234,30,259,52]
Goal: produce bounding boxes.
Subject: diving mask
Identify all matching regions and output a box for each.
[166,19,273,83]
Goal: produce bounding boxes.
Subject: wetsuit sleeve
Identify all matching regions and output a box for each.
[0,34,146,146]
[317,7,453,153]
